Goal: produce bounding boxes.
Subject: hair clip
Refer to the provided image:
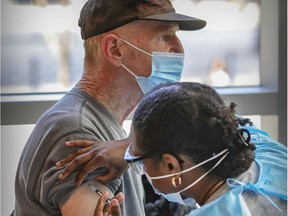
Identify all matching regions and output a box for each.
[238,118,253,126]
[237,128,251,147]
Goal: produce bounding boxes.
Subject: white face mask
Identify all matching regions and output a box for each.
[145,149,229,206]
[119,38,184,94]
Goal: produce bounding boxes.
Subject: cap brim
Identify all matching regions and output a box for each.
[140,12,206,31]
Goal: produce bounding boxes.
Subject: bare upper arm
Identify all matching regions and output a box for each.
[61,180,113,216]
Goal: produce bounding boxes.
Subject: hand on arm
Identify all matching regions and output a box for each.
[56,137,131,186]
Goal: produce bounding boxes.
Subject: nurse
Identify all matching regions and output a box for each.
[124,82,287,216]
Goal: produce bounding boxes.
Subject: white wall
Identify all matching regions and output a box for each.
[1,124,35,216]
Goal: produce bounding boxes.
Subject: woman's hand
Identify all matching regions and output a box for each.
[56,138,131,186]
[94,192,124,216]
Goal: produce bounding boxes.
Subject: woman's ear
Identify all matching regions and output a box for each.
[101,34,123,66]
[161,153,182,174]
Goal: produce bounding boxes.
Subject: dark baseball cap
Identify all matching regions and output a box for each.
[78,0,207,40]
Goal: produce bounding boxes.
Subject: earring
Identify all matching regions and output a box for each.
[172,176,182,187]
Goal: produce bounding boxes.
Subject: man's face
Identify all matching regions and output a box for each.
[121,20,184,78]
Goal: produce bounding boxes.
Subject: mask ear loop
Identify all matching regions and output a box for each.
[119,37,153,78]
[178,151,229,194]
[237,128,251,147]
[119,38,153,57]
[149,149,229,180]
[121,64,137,77]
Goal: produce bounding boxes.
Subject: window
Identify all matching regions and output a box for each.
[1,0,87,94]
[2,0,261,94]
[174,0,260,87]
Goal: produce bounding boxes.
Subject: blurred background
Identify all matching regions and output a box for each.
[2,0,261,93]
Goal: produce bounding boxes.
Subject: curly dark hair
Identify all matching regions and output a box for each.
[132,82,255,179]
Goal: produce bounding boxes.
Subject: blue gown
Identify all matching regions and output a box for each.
[187,122,287,216]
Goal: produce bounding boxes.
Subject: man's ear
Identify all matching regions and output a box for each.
[161,153,182,174]
[101,34,123,67]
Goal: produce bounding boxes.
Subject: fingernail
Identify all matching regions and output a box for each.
[56,162,60,166]
[59,174,64,179]
[65,141,71,145]
[111,199,118,206]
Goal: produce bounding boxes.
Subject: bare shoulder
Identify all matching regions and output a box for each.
[61,180,113,216]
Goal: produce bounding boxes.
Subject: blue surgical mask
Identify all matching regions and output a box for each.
[120,38,184,94]
[145,149,229,206]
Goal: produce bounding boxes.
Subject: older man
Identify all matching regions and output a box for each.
[13,0,205,215]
